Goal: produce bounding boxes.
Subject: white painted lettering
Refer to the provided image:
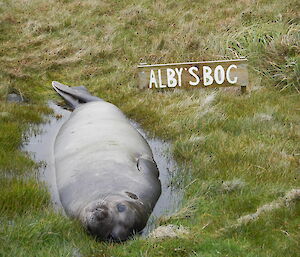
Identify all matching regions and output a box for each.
[214,65,225,84]
[203,66,213,86]
[175,68,183,87]
[226,64,238,84]
[158,69,166,88]
[167,68,177,87]
[188,66,200,86]
[149,69,158,88]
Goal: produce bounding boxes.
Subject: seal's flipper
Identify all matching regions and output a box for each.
[73,85,90,94]
[55,89,80,109]
[52,81,102,109]
[137,157,159,178]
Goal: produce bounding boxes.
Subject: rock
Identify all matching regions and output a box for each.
[7,93,23,103]
[0,112,10,118]
[221,179,245,193]
[255,113,273,121]
[148,224,189,239]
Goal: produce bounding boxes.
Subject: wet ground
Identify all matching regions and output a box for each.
[22,101,182,235]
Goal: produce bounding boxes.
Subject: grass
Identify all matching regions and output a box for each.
[0,0,299,256]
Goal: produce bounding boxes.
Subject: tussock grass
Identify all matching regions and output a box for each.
[0,178,49,217]
[0,0,299,256]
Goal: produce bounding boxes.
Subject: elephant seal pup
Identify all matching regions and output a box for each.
[52,81,161,241]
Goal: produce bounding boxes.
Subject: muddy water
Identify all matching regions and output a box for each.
[22,101,182,234]
[22,102,70,211]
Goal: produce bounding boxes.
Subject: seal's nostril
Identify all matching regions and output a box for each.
[87,225,92,233]
[107,232,123,242]
[107,233,117,242]
[95,210,108,220]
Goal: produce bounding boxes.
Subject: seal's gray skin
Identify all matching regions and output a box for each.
[52,81,161,241]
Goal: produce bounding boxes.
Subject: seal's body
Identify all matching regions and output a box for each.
[52,82,161,241]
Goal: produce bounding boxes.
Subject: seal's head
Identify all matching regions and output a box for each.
[81,195,147,242]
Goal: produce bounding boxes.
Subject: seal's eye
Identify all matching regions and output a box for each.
[117,203,126,212]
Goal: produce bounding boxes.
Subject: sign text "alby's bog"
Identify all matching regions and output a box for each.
[138,59,248,90]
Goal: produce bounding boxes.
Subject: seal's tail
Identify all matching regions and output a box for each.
[52,81,103,109]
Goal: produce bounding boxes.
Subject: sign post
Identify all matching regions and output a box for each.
[138,59,248,93]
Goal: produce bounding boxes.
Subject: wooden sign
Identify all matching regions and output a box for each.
[138,59,248,91]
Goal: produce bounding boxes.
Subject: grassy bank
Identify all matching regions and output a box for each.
[0,0,299,256]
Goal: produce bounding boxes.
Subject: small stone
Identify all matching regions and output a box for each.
[0,112,10,118]
[148,224,189,239]
[221,179,245,193]
[255,113,273,121]
[7,93,23,103]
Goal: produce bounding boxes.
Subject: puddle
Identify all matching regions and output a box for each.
[22,101,182,234]
[131,121,183,235]
[22,102,71,211]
